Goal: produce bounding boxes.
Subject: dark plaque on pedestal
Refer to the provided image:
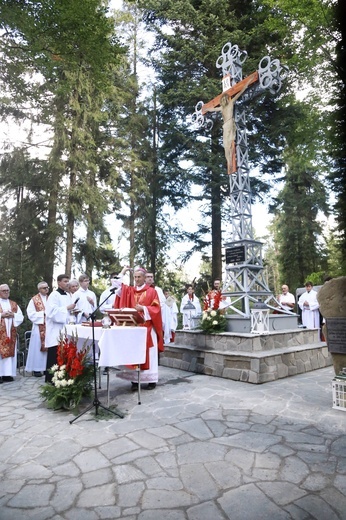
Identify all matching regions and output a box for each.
[326,318,346,353]
[225,246,245,264]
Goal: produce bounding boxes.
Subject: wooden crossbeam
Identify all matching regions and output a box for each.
[201,71,259,115]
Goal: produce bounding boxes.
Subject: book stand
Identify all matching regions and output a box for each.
[106,309,144,326]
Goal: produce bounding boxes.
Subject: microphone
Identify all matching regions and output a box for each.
[109,286,118,294]
[74,297,80,304]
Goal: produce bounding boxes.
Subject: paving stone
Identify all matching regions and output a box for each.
[0,506,56,520]
[147,425,183,439]
[205,420,228,437]
[177,441,228,464]
[225,448,255,472]
[65,508,99,520]
[279,456,310,484]
[217,483,291,519]
[187,500,227,520]
[334,474,346,495]
[82,467,115,487]
[320,487,346,519]
[283,503,313,519]
[255,452,281,469]
[174,418,214,440]
[295,494,341,520]
[53,461,80,477]
[205,460,242,489]
[2,365,346,519]
[0,478,25,495]
[134,456,163,476]
[139,509,187,520]
[128,430,169,449]
[5,461,53,481]
[257,481,307,505]
[112,464,146,484]
[215,431,281,453]
[99,438,142,460]
[302,473,331,491]
[142,489,196,509]
[50,478,83,512]
[269,444,295,457]
[94,505,122,519]
[180,463,219,500]
[73,448,111,472]
[7,483,55,508]
[77,483,117,508]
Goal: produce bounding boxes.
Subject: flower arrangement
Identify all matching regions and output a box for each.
[40,333,94,410]
[200,308,227,333]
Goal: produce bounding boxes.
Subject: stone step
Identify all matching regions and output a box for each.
[160,341,332,384]
[173,328,320,353]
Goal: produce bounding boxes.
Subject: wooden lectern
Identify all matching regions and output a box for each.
[106,308,144,326]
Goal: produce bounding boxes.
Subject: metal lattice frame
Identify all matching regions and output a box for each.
[192,43,289,317]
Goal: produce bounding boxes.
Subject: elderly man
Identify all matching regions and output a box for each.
[0,284,24,383]
[277,284,295,312]
[117,267,164,390]
[25,281,50,377]
[45,274,78,383]
[298,281,320,329]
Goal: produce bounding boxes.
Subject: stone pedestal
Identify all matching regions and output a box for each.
[318,277,346,376]
[160,328,332,384]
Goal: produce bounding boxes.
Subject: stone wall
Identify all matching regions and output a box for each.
[160,330,332,384]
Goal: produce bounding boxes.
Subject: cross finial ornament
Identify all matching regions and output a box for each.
[192,42,289,318]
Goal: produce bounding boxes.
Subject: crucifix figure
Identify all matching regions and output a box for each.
[192,43,288,317]
[203,74,256,174]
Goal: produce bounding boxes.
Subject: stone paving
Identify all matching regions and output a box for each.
[0,365,345,519]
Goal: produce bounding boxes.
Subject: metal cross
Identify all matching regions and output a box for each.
[192,42,288,317]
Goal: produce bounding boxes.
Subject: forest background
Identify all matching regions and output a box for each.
[0,0,345,320]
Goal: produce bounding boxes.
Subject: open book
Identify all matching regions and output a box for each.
[106,308,144,326]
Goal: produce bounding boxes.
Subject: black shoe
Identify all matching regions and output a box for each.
[0,377,3,384]
[147,383,156,390]
[2,376,14,382]
[33,371,43,377]
[131,382,138,392]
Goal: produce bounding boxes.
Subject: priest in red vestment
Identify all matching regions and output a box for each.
[116,267,164,390]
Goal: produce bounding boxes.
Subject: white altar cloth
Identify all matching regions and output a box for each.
[65,325,146,366]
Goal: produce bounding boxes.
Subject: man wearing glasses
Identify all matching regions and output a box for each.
[25,281,50,378]
[0,284,24,383]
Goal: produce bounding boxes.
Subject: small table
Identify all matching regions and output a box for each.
[65,325,147,404]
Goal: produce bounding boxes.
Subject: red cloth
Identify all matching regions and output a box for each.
[203,290,222,311]
[118,284,164,370]
[0,300,18,358]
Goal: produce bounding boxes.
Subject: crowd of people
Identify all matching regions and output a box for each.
[0,269,181,387]
[0,272,325,386]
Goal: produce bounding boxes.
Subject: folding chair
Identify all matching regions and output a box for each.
[17,333,28,375]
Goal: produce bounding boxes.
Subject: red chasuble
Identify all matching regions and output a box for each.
[0,300,18,358]
[118,284,164,371]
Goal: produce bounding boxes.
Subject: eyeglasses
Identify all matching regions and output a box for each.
[0,289,10,292]
[42,287,49,289]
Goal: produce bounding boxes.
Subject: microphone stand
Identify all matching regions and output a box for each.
[70,288,124,424]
